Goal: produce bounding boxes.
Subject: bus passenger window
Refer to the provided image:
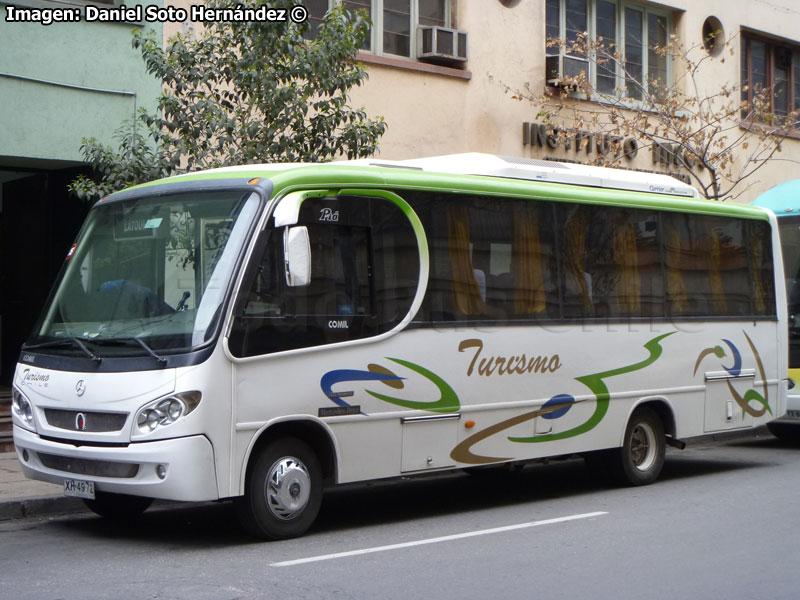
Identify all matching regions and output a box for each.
[414,192,559,323]
[749,220,776,317]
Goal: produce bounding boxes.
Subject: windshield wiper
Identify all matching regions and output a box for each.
[23,338,102,365]
[90,337,168,367]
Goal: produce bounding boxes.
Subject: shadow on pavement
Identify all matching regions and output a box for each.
[44,440,774,544]
[46,501,246,548]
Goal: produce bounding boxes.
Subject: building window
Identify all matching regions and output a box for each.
[741,33,800,121]
[545,0,672,100]
[306,0,450,60]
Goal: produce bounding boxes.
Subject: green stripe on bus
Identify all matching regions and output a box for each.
[116,164,770,221]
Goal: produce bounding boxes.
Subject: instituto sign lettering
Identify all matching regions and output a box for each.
[522,122,700,183]
[523,122,640,159]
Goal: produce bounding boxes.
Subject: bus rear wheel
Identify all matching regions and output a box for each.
[767,422,800,442]
[235,437,322,540]
[83,491,153,521]
[609,407,665,486]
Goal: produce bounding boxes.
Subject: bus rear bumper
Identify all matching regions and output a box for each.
[770,392,800,424]
[12,425,219,502]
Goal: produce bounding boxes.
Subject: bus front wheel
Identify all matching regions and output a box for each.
[609,407,665,486]
[235,437,322,540]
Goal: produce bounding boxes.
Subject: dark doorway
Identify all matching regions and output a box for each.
[0,168,90,384]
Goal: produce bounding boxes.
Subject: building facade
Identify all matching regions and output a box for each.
[297,0,800,202]
[0,2,162,384]
[3,0,800,384]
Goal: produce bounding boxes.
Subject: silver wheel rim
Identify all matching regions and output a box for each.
[265,456,311,520]
[630,421,657,472]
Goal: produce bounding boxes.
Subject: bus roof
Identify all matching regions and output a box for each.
[751,179,800,216]
[157,153,699,198]
[107,154,770,220]
[346,154,701,198]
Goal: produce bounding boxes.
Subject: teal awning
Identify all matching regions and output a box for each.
[751,180,800,216]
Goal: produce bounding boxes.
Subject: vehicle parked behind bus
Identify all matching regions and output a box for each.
[12,154,787,539]
[752,180,800,440]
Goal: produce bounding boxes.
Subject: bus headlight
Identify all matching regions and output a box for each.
[134,391,202,435]
[11,387,36,431]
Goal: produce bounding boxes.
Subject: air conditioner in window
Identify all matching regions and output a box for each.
[417,26,468,65]
[546,54,589,87]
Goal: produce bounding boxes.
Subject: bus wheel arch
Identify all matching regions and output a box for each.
[235,420,337,540]
[242,419,338,493]
[630,397,676,441]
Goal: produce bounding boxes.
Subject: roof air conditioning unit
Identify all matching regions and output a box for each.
[417,26,468,65]
[546,54,589,87]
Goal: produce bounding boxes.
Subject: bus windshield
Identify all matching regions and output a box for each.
[29,189,260,356]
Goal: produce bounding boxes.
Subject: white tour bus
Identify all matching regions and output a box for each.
[11,154,787,539]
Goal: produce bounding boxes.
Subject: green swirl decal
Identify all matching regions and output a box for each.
[513,332,675,443]
[727,385,771,417]
[367,358,461,413]
[450,332,675,465]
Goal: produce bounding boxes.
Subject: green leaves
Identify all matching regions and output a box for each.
[72,0,386,201]
[67,110,174,201]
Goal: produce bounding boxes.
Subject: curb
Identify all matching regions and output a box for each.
[0,494,88,522]
[0,495,182,522]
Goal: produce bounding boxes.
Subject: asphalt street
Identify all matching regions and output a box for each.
[1,433,798,600]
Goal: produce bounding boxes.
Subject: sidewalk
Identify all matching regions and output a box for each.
[0,451,87,521]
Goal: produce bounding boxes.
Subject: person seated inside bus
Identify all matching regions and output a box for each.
[98,279,174,320]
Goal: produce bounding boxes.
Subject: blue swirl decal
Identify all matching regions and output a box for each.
[541,394,575,420]
[320,360,460,414]
[721,339,742,377]
[320,370,404,408]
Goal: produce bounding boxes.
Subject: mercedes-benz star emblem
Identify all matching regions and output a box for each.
[75,413,87,431]
[75,380,86,396]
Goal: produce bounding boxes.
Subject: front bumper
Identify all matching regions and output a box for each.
[13,425,219,502]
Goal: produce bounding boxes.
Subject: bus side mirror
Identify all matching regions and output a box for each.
[284,226,311,287]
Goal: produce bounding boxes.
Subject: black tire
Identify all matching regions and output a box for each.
[83,491,153,521]
[767,422,800,443]
[235,437,322,541]
[607,407,665,486]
